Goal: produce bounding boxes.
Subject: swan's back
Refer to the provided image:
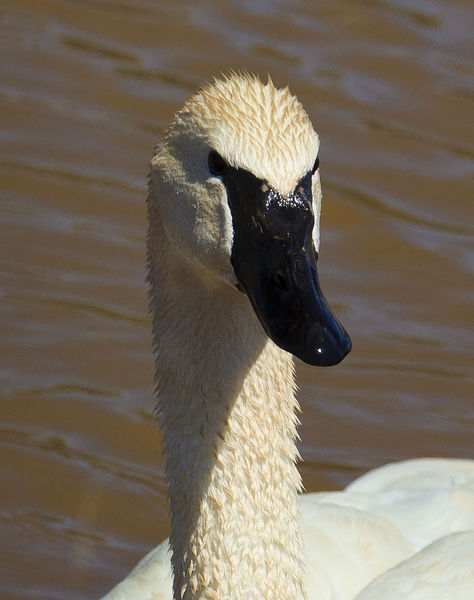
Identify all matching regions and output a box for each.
[355,531,474,600]
[102,459,474,600]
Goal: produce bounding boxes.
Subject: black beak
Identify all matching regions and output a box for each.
[223,166,351,366]
[235,243,351,366]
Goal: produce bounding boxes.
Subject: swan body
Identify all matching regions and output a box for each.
[101,74,474,600]
[354,531,474,600]
[102,459,474,600]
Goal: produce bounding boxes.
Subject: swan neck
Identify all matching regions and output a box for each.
[148,250,306,600]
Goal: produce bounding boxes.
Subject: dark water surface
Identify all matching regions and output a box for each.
[1,1,473,598]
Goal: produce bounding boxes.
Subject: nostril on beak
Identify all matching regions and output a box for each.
[273,271,288,292]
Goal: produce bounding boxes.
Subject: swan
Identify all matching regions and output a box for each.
[101,73,474,600]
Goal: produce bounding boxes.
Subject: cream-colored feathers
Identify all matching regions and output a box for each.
[147,74,313,600]
[173,73,319,195]
[101,74,474,600]
[102,459,474,600]
[150,73,322,280]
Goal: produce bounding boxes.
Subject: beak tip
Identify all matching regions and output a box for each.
[300,326,352,367]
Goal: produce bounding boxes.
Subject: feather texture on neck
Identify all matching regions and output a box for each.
[147,219,306,600]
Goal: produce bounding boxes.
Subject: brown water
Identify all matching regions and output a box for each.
[1,1,473,598]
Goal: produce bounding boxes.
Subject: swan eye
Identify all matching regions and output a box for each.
[311,156,320,175]
[208,150,228,176]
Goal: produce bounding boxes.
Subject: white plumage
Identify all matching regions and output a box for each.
[101,74,474,600]
[102,460,474,600]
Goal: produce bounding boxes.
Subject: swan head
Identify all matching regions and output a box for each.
[148,73,351,366]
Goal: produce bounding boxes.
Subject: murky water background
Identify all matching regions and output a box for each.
[1,1,473,598]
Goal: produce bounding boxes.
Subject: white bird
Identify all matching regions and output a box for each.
[101,73,474,600]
